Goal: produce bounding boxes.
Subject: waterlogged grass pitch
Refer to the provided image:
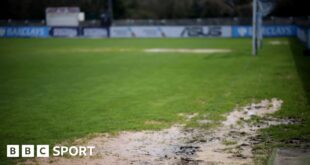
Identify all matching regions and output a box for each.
[0,38,309,163]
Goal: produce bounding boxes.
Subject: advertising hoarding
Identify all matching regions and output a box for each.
[0,26,50,38]
[232,25,297,37]
[111,26,232,38]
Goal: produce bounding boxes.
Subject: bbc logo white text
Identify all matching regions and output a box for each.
[7,145,95,158]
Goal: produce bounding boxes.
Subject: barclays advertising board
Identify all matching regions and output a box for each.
[0,26,50,38]
[232,25,297,37]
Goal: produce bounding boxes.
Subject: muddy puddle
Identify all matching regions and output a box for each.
[144,48,231,54]
[26,98,298,165]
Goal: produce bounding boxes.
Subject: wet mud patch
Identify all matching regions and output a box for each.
[272,148,310,165]
[178,112,199,121]
[27,98,299,165]
[144,48,231,54]
[269,40,289,45]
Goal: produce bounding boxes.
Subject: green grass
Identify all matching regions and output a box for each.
[0,38,309,164]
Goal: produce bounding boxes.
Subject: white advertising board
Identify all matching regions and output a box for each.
[111,26,232,38]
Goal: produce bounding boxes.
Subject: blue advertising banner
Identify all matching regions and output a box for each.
[232,25,297,37]
[82,27,108,38]
[0,26,50,38]
[50,27,79,37]
[297,26,307,44]
[307,29,310,50]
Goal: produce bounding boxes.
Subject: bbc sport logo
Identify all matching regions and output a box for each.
[7,145,95,158]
